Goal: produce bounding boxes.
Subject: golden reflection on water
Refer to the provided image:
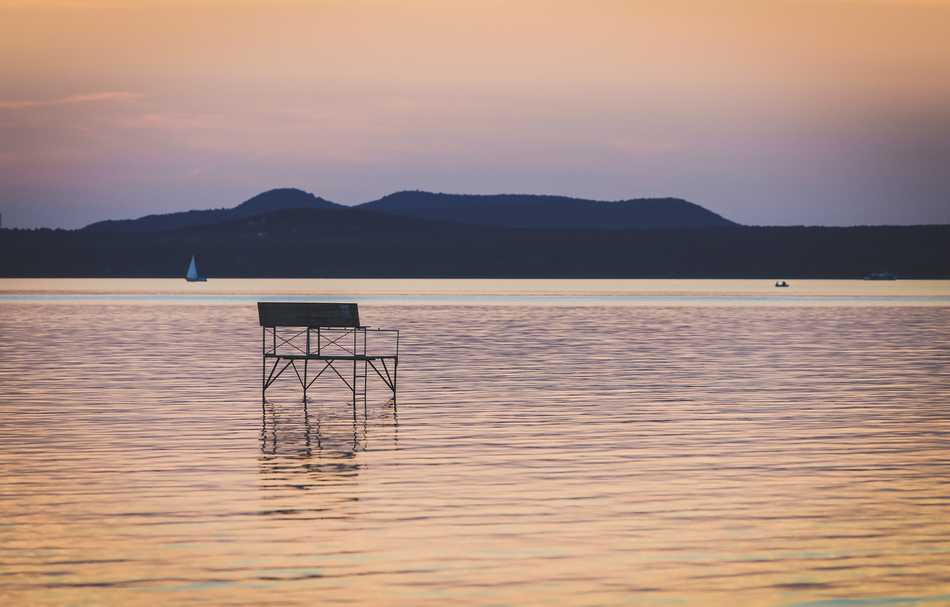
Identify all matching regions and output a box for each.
[1,286,949,606]
[1,278,949,305]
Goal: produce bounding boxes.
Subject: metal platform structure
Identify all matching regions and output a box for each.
[258,302,399,407]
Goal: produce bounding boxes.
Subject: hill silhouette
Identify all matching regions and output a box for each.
[83,188,340,233]
[358,191,735,229]
[4,188,947,277]
[81,188,736,233]
[2,206,947,277]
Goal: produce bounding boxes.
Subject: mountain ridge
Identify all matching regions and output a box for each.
[83,188,341,233]
[356,190,736,229]
[81,188,736,232]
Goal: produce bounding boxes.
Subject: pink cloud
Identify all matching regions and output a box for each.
[0,91,143,110]
[124,112,222,131]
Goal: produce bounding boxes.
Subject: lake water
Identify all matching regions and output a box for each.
[1,279,949,606]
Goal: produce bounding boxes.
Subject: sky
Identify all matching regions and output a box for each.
[1,0,949,228]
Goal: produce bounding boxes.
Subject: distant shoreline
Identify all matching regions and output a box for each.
[1,274,949,280]
[2,222,948,279]
[3,188,948,279]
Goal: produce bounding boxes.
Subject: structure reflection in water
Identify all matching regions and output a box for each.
[259,396,398,490]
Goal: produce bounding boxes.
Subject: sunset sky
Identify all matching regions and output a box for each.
[1,0,949,228]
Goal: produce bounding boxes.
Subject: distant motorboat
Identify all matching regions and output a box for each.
[185,255,207,282]
[774,280,790,288]
[864,272,897,281]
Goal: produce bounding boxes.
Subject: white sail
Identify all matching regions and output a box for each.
[186,256,199,281]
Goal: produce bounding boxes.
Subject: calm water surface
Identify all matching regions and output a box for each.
[1,280,949,606]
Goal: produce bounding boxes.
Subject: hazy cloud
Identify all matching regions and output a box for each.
[0,91,143,110]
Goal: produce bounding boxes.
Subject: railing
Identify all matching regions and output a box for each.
[262,326,399,359]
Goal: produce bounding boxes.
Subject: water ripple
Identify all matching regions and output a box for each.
[1,297,949,606]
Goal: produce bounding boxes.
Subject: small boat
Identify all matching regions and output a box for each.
[864,272,897,281]
[185,255,207,282]
[774,280,790,288]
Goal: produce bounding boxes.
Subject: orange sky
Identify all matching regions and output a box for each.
[1,0,949,227]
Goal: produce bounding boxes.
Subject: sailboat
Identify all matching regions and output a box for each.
[185,255,207,282]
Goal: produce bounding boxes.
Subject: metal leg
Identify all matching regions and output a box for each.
[261,328,266,408]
